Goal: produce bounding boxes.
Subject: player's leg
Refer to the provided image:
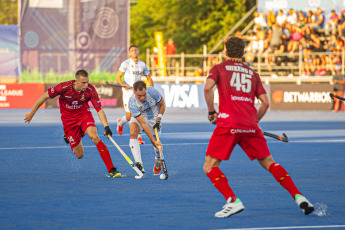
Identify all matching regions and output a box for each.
[258,155,314,215]
[203,155,244,218]
[151,120,162,175]
[85,126,121,178]
[117,90,132,135]
[129,119,145,173]
[72,141,85,159]
[204,127,244,218]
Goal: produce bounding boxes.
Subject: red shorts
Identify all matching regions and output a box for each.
[62,113,96,149]
[206,127,271,161]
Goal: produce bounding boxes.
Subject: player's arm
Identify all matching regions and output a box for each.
[145,75,154,87]
[257,93,269,122]
[204,78,217,124]
[24,91,51,124]
[116,71,132,90]
[96,108,113,138]
[153,97,166,131]
[135,115,161,149]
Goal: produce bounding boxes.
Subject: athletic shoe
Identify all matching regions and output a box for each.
[135,162,145,173]
[295,194,314,215]
[109,167,122,178]
[215,198,245,218]
[117,118,123,135]
[63,134,69,144]
[138,136,145,144]
[153,159,162,175]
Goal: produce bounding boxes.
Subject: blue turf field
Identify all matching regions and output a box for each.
[1,109,345,230]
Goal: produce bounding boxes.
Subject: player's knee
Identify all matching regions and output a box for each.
[89,134,100,144]
[73,150,84,159]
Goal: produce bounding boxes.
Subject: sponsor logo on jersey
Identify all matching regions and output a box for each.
[231,95,253,103]
[65,96,72,98]
[80,94,85,101]
[51,87,55,93]
[218,113,230,119]
[72,101,78,105]
[230,129,256,134]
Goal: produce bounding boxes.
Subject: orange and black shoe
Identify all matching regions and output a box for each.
[153,159,162,175]
[117,118,124,135]
[138,136,145,144]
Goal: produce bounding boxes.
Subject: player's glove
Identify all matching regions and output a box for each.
[153,120,161,132]
[208,110,218,124]
[104,126,112,137]
[63,134,70,144]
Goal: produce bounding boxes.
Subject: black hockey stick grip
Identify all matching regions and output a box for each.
[263,131,289,142]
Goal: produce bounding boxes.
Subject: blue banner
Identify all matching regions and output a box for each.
[0,25,20,76]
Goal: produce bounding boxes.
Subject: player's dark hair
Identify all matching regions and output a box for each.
[133,80,147,91]
[129,45,138,51]
[75,69,88,78]
[225,36,245,59]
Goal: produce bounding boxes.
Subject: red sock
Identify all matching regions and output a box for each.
[269,163,301,198]
[96,140,114,172]
[207,167,236,202]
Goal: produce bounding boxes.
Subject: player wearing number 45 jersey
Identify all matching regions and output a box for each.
[203,36,314,218]
[24,69,121,178]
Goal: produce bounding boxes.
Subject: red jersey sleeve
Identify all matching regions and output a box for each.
[207,65,219,83]
[254,72,266,98]
[48,82,64,98]
[88,84,102,112]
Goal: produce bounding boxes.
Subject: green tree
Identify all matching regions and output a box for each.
[130,0,252,59]
[0,0,18,25]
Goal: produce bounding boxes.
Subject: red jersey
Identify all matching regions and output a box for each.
[48,80,102,124]
[208,59,266,129]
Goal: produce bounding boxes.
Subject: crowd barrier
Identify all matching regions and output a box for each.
[0,82,333,110]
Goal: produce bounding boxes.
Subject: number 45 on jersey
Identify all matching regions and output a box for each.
[230,72,252,93]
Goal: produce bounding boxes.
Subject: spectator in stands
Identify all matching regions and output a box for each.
[325,10,339,35]
[287,9,298,26]
[306,10,315,25]
[254,11,268,32]
[309,33,321,51]
[309,8,324,32]
[314,55,327,76]
[287,25,303,53]
[337,10,345,38]
[324,34,338,52]
[164,38,176,76]
[244,49,255,67]
[276,9,287,27]
[302,49,313,76]
[265,10,276,27]
[296,11,308,27]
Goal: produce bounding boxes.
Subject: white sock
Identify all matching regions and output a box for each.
[129,139,142,163]
[119,115,128,126]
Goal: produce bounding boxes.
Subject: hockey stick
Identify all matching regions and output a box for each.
[263,131,289,142]
[330,93,345,101]
[154,128,169,180]
[105,81,126,87]
[108,136,144,179]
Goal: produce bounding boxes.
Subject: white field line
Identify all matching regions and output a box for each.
[219,224,345,230]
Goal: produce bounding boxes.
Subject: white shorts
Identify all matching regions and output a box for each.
[130,116,162,136]
[122,89,134,112]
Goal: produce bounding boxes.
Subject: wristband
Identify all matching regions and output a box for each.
[208,110,217,116]
[158,114,163,118]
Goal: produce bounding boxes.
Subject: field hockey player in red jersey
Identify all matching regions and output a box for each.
[203,36,314,218]
[24,69,122,178]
